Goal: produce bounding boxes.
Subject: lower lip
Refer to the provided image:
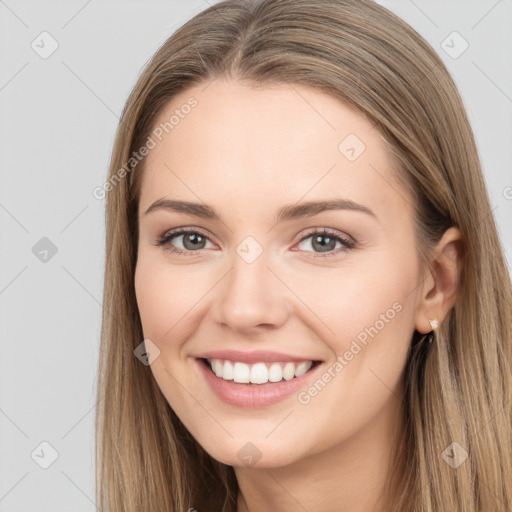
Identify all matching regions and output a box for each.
[196,359,322,408]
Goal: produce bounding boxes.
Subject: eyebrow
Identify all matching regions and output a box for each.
[144,198,377,223]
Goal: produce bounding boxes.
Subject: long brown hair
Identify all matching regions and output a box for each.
[96,1,512,510]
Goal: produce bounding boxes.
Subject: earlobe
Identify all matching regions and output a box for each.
[414,226,464,334]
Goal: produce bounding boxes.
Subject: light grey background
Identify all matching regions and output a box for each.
[0,1,511,510]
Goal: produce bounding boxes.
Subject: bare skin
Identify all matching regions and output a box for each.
[134,79,462,511]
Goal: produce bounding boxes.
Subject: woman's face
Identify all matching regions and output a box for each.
[134,79,425,468]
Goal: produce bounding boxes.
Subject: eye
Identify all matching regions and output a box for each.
[154,227,356,258]
[294,228,355,257]
[154,228,215,255]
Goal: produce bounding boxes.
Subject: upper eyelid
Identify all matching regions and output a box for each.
[297,227,353,242]
[160,226,215,243]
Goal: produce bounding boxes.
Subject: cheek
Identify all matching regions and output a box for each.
[290,254,418,423]
[288,266,416,451]
[134,255,178,340]
[284,255,415,347]
[134,253,215,343]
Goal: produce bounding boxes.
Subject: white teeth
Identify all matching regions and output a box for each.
[233,362,250,383]
[294,361,311,377]
[282,362,296,381]
[212,359,224,378]
[268,362,283,382]
[207,359,314,385]
[250,363,268,384]
[223,360,234,380]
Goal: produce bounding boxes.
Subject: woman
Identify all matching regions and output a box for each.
[95,0,512,510]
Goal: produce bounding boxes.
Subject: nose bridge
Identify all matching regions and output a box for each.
[213,235,289,331]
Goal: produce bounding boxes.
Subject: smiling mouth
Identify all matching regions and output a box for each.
[200,358,321,385]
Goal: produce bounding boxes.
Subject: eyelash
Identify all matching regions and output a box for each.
[154,227,356,258]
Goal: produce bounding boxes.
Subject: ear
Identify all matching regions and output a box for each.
[414,226,464,334]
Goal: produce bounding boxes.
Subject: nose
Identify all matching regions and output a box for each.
[210,247,291,334]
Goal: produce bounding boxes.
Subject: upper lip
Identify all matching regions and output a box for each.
[195,350,320,364]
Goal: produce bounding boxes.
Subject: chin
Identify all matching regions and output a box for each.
[197,436,304,469]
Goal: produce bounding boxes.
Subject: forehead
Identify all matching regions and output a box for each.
[138,79,412,223]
